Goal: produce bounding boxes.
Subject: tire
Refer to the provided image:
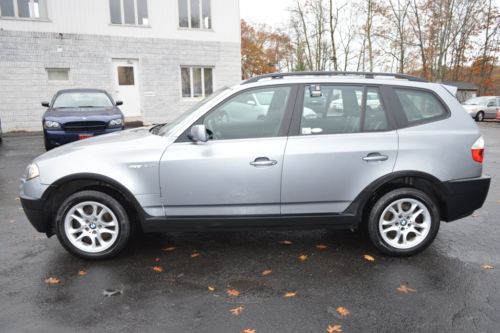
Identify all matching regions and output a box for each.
[44,136,54,151]
[475,111,484,122]
[55,190,131,260]
[367,188,440,256]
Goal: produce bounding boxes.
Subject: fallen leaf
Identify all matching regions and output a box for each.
[102,288,122,297]
[15,197,20,201]
[397,284,417,293]
[152,266,163,273]
[299,254,308,262]
[327,324,343,333]
[226,289,240,297]
[336,306,350,317]
[284,291,297,298]
[78,270,87,276]
[261,270,272,276]
[208,286,215,291]
[243,329,256,333]
[230,306,245,316]
[9,219,16,224]
[45,277,61,284]
[191,252,200,258]
[481,264,494,270]
[163,246,177,252]
[316,244,328,250]
[471,213,479,218]
[279,240,293,245]
[154,257,160,262]
[363,254,375,262]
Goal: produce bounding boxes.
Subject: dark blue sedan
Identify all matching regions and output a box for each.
[42,89,125,150]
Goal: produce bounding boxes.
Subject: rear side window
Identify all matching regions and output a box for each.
[394,89,447,124]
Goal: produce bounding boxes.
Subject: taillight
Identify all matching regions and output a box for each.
[471,136,484,163]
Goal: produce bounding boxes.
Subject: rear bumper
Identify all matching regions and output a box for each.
[20,197,52,235]
[442,176,491,222]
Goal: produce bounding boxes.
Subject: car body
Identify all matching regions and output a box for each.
[42,89,125,150]
[462,96,500,122]
[0,116,3,143]
[497,108,500,121]
[20,72,491,259]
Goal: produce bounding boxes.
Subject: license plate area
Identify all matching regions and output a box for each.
[79,134,93,140]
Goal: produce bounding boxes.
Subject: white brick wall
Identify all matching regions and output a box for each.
[0,30,241,131]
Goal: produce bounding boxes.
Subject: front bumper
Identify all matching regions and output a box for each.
[44,127,123,147]
[20,197,52,235]
[442,176,491,222]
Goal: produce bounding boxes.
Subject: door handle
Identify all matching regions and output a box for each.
[362,153,389,162]
[250,157,278,167]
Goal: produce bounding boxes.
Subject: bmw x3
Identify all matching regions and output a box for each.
[20,72,491,259]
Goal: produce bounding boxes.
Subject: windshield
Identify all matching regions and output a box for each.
[463,97,490,106]
[156,87,230,136]
[53,92,113,108]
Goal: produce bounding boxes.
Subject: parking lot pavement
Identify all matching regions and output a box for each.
[1,123,499,333]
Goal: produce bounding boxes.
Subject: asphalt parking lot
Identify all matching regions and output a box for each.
[1,122,499,333]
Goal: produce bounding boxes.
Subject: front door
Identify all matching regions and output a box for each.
[160,85,295,217]
[113,59,141,118]
[281,84,398,214]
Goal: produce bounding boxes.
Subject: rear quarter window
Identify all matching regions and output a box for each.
[394,88,447,124]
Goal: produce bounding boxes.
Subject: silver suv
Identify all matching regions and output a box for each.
[20,72,491,259]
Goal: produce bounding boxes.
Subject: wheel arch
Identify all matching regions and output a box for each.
[346,171,449,225]
[43,173,147,234]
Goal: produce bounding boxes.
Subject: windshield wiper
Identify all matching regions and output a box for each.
[150,123,167,134]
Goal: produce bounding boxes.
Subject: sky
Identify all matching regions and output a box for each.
[240,0,292,27]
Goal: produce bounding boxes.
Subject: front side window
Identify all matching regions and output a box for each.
[178,0,211,29]
[53,92,113,109]
[0,0,47,19]
[181,66,213,98]
[109,0,149,26]
[395,88,447,124]
[203,86,291,140]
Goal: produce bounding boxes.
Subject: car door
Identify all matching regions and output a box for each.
[281,84,398,215]
[160,85,296,217]
[485,98,497,119]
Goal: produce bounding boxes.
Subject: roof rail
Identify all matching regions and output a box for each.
[242,71,428,84]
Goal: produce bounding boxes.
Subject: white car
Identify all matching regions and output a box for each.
[462,96,500,122]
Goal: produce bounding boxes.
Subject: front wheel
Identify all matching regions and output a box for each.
[367,188,440,256]
[55,190,131,260]
[475,111,485,122]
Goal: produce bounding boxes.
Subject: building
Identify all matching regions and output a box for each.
[442,81,479,103]
[0,0,241,132]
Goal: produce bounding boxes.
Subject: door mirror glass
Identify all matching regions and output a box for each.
[116,100,123,106]
[188,124,208,143]
[41,101,50,108]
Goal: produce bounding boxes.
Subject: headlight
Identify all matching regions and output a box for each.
[25,163,40,181]
[109,118,123,127]
[44,120,61,130]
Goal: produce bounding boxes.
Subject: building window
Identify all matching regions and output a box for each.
[109,0,149,26]
[181,67,213,98]
[46,68,70,81]
[178,0,211,29]
[0,0,47,19]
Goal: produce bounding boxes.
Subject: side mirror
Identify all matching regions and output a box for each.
[41,101,50,107]
[116,100,123,106]
[188,124,208,143]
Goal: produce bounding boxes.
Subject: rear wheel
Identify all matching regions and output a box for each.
[367,188,440,256]
[475,111,485,122]
[55,190,131,259]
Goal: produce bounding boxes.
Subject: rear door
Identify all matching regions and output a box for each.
[281,84,398,215]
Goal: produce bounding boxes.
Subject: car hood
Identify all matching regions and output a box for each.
[44,107,122,123]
